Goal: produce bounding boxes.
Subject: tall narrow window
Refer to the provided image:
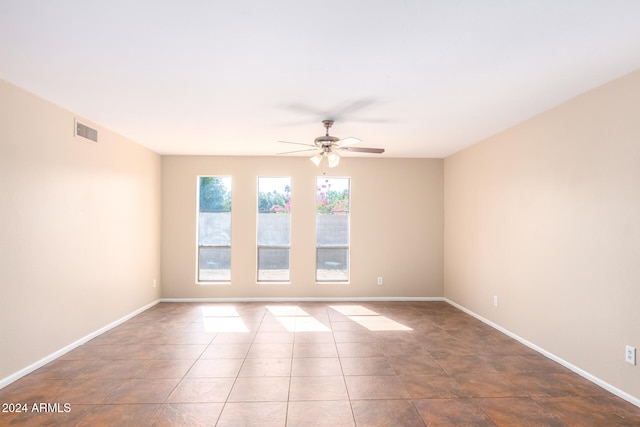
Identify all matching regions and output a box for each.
[197,176,232,282]
[257,177,291,282]
[316,177,350,282]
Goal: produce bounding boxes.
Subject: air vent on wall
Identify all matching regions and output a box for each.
[75,120,98,142]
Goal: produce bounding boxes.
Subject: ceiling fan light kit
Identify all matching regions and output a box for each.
[278,119,385,167]
[327,151,340,168]
[310,153,323,166]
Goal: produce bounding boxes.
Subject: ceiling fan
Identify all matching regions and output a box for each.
[277,120,385,168]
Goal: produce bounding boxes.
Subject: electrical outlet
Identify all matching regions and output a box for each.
[377,277,383,285]
[625,345,636,365]
[493,296,499,307]
[153,279,157,288]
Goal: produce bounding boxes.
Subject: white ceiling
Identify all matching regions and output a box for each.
[2,1,640,158]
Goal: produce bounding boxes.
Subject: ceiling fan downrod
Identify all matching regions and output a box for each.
[322,119,334,134]
[316,120,339,147]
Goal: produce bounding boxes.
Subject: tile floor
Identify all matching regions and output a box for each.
[1,301,639,426]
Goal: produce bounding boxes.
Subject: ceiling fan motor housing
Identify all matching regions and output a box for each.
[315,135,339,148]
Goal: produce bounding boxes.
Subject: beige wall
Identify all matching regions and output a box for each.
[444,70,640,400]
[0,80,162,381]
[161,156,443,299]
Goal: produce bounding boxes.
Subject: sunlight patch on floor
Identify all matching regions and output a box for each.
[347,315,413,331]
[330,305,413,331]
[267,305,331,332]
[201,305,250,332]
[266,305,310,316]
[201,305,240,317]
[197,304,411,333]
[329,305,379,316]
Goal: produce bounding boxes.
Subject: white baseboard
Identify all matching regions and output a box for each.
[444,298,640,409]
[160,296,445,303]
[0,299,160,390]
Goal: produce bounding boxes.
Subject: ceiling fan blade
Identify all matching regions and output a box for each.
[277,148,320,155]
[329,98,377,119]
[341,117,391,124]
[279,98,388,124]
[278,140,316,147]
[342,147,385,154]
[337,137,361,146]
[280,103,327,116]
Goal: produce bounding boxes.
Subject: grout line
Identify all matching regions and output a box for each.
[326,306,358,427]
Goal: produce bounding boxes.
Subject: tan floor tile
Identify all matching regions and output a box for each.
[545,372,611,396]
[475,397,568,426]
[186,320,259,333]
[25,360,96,379]
[257,320,291,332]
[388,356,445,376]
[369,331,416,343]
[55,379,122,404]
[293,342,338,358]
[75,359,147,379]
[336,342,384,357]
[344,375,409,400]
[166,378,235,403]
[340,357,395,376]
[238,358,292,377]
[154,332,216,345]
[148,402,224,426]
[291,357,343,376]
[435,355,507,377]
[424,339,477,358]
[351,399,426,427]
[111,343,161,359]
[75,403,160,427]
[475,355,552,375]
[515,355,572,374]
[227,377,290,402]
[103,378,180,403]
[291,316,333,332]
[333,331,378,343]
[413,398,497,426]
[330,321,369,331]
[132,359,195,378]
[479,336,541,357]
[294,331,335,343]
[186,358,243,377]
[216,401,287,426]
[0,378,68,403]
[200,343,251,359]
[455,373,524,398]
[246,343,293,359]
[289,376,348,401]
[399,374,469,399]
[253,331,295,343]
[535,396,640,426]
[212,332,256,344]
[287,400,355,427]
[377,340,429,357]
[152,344,207,359]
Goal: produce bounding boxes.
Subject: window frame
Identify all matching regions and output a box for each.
[315,176,350,283]
[196,175,232,285]
[256,176,292,284]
